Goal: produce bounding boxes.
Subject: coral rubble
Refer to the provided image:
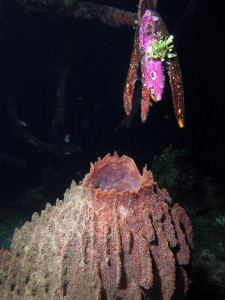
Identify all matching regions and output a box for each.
[0,153,193,299]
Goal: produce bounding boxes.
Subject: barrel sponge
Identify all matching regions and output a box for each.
[0,153,193,300]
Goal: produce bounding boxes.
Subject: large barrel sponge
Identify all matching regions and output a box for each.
[0,153,193,300]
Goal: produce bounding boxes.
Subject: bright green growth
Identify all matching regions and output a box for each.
[147,34,177,62]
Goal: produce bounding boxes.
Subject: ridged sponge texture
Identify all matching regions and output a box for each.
[0,153,193,300]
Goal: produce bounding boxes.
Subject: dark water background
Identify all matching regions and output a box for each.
[0,0,225,299]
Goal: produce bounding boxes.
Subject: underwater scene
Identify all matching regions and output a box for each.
[0,0,225,299]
